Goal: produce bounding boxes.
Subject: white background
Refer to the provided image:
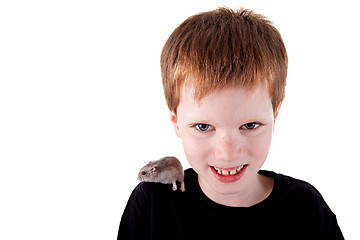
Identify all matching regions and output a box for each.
[1,0,359,239]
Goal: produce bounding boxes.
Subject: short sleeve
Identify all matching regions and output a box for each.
[310,191,344,240]
[272,172,344,239]
[117,183,150,240]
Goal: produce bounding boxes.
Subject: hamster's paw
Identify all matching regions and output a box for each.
[172,182,177,191]
[180,181,185,192]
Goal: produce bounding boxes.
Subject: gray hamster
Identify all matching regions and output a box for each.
[137,156,185,192]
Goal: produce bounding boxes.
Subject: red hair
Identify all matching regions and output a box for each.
[161,7,288,114]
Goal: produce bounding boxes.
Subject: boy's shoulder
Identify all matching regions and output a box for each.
[271,170,321,193]
[259,170,329,208]
[259,170,343,239]
[130,179,186,204]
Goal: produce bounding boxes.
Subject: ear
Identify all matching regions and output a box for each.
[170,111,181,138]
[273,102,282,131]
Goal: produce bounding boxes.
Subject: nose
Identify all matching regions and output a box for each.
[213,134,242,162]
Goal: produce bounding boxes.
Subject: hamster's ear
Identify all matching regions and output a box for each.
[170,111,181,138]
[150,167,157,173]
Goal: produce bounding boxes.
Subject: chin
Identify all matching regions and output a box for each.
[199,168,246,194]
[211,183,243,196]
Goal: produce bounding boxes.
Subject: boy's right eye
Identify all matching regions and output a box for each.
[195,124,213,132]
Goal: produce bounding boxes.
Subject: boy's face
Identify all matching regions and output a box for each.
[171,83,276,201]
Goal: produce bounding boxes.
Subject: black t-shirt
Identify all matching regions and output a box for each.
[118,169,344,240]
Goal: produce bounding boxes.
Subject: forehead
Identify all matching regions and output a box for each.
[177,84,274,122]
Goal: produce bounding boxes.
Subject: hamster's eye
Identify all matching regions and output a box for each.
[141,171,146,175]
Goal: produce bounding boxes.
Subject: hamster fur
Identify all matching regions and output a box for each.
[137,156,185,192]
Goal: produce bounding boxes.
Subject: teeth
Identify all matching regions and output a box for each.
[214,165,244,176]
[230,169,237,175]
[237,166,244,171]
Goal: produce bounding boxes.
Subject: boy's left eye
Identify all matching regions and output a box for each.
[195,124,214,132]
[241,122,261,130]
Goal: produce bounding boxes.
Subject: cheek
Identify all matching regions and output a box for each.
[180,133,211,167]
[248,130,273,158]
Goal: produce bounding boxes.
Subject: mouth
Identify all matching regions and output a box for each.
[210,165,248,183]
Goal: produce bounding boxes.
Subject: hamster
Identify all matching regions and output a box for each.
[137,156,185,192]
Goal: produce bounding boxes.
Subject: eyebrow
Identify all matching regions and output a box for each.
[182,112,273,125]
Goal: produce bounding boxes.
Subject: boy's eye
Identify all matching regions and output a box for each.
[241,122,261,130]
[195,124,213,132]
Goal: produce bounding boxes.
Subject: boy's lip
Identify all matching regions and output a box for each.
[210,165,248,183]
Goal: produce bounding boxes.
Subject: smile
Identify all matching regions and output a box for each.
[213,165,244,176]
[210,165,248,183]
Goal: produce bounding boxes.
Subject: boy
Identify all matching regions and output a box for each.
[118,7,344,239]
